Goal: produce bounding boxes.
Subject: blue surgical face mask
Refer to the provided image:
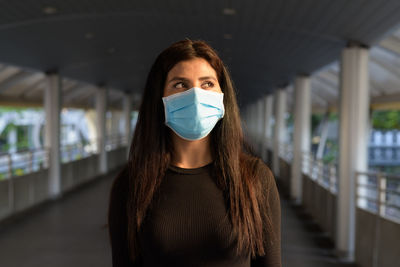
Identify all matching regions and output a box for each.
[162,87,224,141]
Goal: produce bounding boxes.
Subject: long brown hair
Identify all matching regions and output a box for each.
[124,39,274,261]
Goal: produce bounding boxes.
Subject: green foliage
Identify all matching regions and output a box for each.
[372,110,400,130]
[311,113,324,133]
[322,140,338,164]
[0,106,41,115]
[328,112,338,121]
[0,124,31,152]
[286,113,294,126]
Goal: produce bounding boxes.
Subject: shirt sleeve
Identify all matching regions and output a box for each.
[108,166,141,267]
[250,164,282,267]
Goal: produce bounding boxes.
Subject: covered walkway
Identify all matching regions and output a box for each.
[1,1,400,267]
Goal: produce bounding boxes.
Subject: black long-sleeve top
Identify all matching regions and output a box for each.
[108,162,281,266]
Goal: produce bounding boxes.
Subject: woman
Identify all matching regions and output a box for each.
[108,39,281,266]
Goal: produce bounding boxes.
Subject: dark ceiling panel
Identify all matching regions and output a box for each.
[0,0,400,106]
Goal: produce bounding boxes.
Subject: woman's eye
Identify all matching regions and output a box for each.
[203,81,214,88]
[174,82,186,89]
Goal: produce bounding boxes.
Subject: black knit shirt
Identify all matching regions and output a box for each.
[108,162,281,267]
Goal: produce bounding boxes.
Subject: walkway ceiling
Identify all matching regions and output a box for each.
[1,0,400,107]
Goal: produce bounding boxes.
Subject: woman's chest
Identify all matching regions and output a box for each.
[138,176,236,259]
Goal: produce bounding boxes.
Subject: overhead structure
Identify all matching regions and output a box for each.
[1,1,400,106]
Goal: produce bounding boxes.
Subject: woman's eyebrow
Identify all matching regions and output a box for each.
[199,76,217,81]
[167,77,188,83]
[167,76,217,84]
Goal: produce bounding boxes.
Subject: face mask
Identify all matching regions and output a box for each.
[162,87,224,141]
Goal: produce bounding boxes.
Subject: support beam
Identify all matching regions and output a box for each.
[257,98,265,154]
[63,84,94,104]
[0,71,34,93]
[19,76,46,98]
[291,75,311,203]
[44,73,62,199]
[96,87,108,174]
[263,95,274,161]
[272,88,287,178]
[123,92,132,158]
[337,45,370,262]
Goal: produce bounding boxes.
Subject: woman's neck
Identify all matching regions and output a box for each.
[170,133,213,168]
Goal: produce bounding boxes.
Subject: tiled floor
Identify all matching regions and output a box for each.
[0,171,357,267]
[0,173,115,267]
[281,197,357,267]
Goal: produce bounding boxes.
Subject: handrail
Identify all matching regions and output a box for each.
[60,140,98,163]
[279,142,293,163]
[302,151,338,194]
[0,148,49,180]
[105,134,127,151]
[0,135,129,178]
[355,171,400,224]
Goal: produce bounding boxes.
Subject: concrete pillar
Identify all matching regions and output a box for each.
[337,45,370,261]
[123,93,132,158]
[249,104,254,138]
[44,73,61,198]
[96,87,108,174]
[32,123,42,149]
[272,88,287,178]
[291,75,311,203]
[264,95,274,148]
[257,99,265,154]
[251,103,257,139]
[250,104,256,140]
[262,95,274,162]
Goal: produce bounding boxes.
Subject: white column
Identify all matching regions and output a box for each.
[257,99,265,154]
[249,104,254,139]
[291,75,311,203]
[250,104,257,141]
[123,93,132,158]
[262,95,274,162]
[272,88,287,178]
[337,45,370,261]
[251,103,257,140]
[96,87,108,174]
[44,73,61,198]
[264,95,274,148]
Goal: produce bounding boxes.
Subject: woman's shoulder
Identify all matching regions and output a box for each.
[240,153,275,184]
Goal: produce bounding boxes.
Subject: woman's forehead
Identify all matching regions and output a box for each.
[167,58,217,79]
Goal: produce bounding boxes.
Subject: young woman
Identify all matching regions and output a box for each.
[108,39,281,266]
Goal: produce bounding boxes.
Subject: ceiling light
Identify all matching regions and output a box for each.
[223,34,233,40]
[222,8,236,15]
[43,6,58,15]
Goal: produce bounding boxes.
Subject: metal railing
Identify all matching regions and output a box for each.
[0,134,128,177]
[105,134,127,151]
[356,171,400,267]
[356,171,400,223]
[60,139,98,163]
[302,151,338,194]
[0,148,49,180]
